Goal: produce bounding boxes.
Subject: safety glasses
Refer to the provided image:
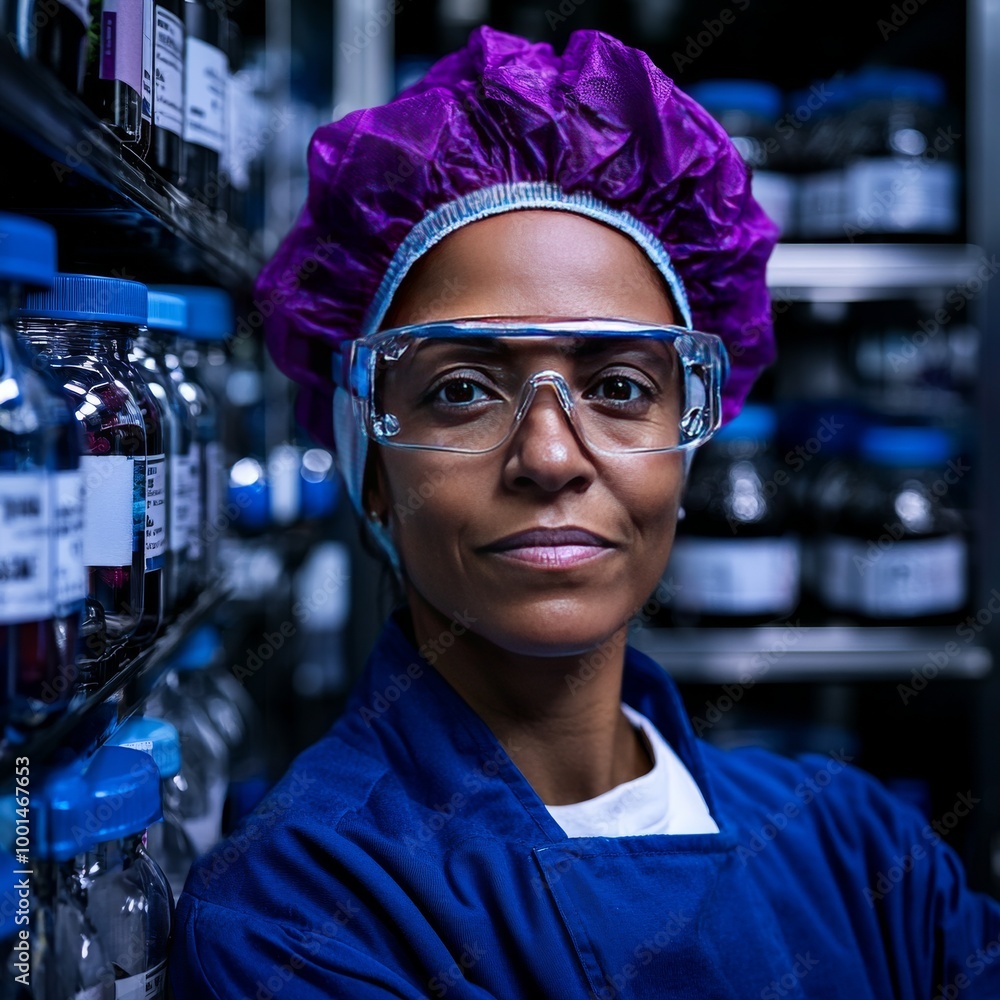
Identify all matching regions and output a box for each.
[338,318,729,455]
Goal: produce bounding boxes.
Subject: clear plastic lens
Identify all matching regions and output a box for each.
[354,325,725,454]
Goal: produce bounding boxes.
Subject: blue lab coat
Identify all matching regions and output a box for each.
[169,613,1000,998]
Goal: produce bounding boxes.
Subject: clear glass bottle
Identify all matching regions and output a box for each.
[151,0,186,185]
[685,79,796,239]
[34,745,171,999]
[16,275,148,664]
[150,284,231,586]
[1,0,91,93]
[107,714,197,905]
[145,291,201,613]
[145,642,229,858]
[84,0,154,154]
[815,424,970,624]
[181,0,226,208]
[660,403,801,626]
[0,216,87,737]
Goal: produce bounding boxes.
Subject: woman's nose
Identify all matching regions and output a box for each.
[501,382,597,493]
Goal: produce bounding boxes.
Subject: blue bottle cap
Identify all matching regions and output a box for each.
[859,425,953,467]
[849,66,946,107]
[713,403,777,443]
[149,284,233,341]
[18,273,147,326]
[36,746,162,861]
[172,623,222,673]
[685,79,784,121]
[147,290,188,332]
[229,456,270,533]
[0,214,57,288]
[105,715,182,779]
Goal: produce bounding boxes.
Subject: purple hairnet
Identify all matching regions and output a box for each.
[257,24,779,452]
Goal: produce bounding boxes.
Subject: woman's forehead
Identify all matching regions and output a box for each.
[380,211,677,330]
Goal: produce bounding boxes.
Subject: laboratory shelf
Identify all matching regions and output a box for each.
[766,242,988,301]
[0,46,261,290]
[0,580,231,790]
[631,624,993,683]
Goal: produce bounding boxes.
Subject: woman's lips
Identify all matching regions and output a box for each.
[482,528,616,568]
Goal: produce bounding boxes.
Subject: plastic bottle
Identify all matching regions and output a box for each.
[151,0,186,184]
[106,714,197,903]
[661,403,800,626]
[85,0,155,155]
[840,67,960,242]
[16,275,148,661]
[1,0,91,93]
[815,424,970,624]
[145,641,229,858]
[685,79,796,238]
[33,745,171,998]
[181,0,226,208]
[0,217,87,736]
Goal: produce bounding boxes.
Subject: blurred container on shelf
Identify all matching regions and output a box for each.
[660,404,801,626]
[151,0,186,185]
[33,745,171,998]
[685,78,797,238]
[814,423,970,625]
[1,0,90,94]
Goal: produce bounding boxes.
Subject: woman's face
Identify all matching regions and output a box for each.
[367,210,685,657]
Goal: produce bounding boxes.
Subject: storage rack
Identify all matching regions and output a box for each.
[0,41,262,780]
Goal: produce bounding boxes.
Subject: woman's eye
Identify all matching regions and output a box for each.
[589,374,648,402]
[433,378,491,404]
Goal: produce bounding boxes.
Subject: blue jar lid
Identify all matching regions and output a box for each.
[849,66,946,107]
[36,746,162,861]
[859,425,953,466]
[229,456,270,533]
[18,273,147,326]
[172,623,222,673]
[713,403,776,443]
[106,715,182,779]
[0,214,57,288]
[686,79,784,121]
[149,284,233,340]
[147,290,188,332]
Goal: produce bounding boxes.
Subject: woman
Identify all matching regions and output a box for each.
[169,25,1000,999]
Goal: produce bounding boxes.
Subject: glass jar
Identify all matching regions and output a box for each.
[1,221,86,736]
[151,0,186,185]
[34,745,171,999]
[16,275,149,662]
[841,67,961,242]
[815,424,970,624]
[661,403,801,626]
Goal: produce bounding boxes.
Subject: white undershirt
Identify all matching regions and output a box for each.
[544,704,720,838]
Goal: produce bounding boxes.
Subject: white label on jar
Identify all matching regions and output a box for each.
[227,73,251,191]
[114,960,166,999]
[798,170,844,237]
[751,171,797,238]
[153,4,184,135]
[59,0,91,28]
[145,454,167,560]
[819,533,966,617]
[119,737,154,754]
[169,450,198,551]
[844,157,959,235]
[141,0,154,121]
[80,455,134,567]
[55,470,86,610]
[667,536,800,615]
[0,472,53,624]
[184,36,226,153]
[99,0,144,95]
